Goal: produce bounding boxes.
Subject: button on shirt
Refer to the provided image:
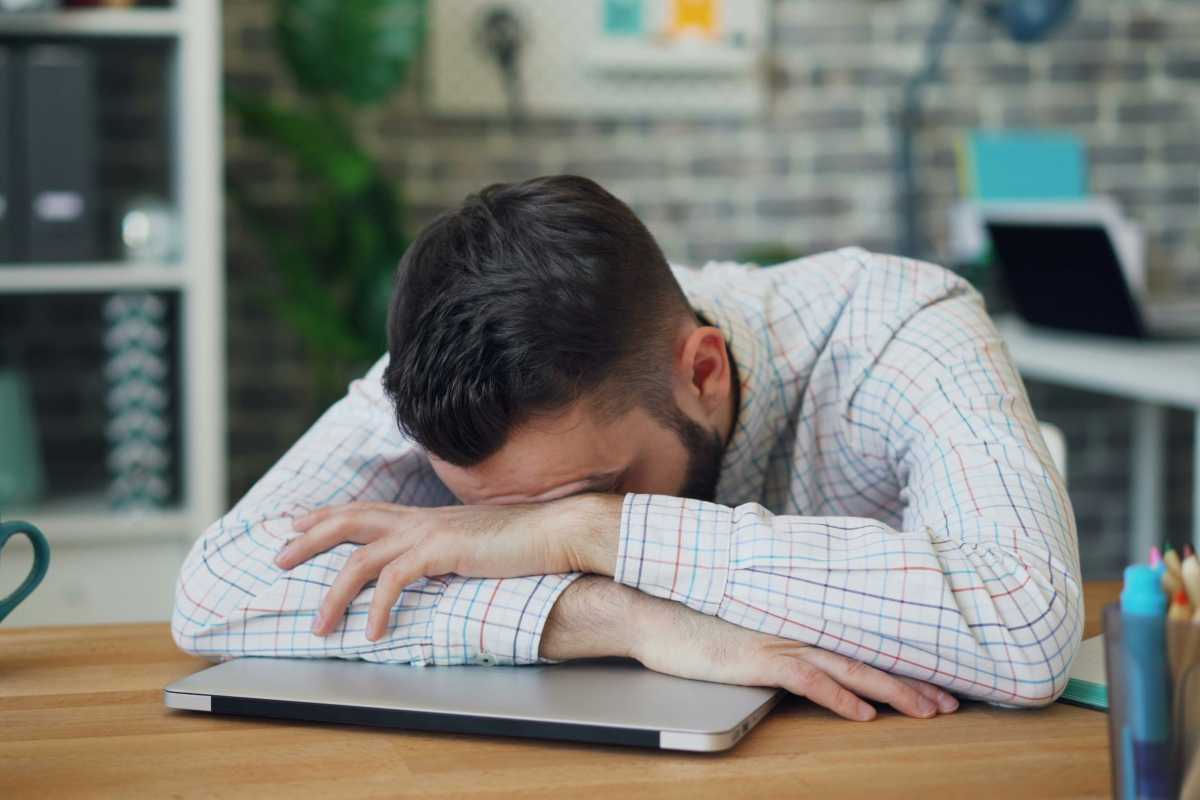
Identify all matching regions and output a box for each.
[172,248,1083,705]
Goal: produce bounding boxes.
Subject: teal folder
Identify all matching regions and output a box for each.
[1061,634,1108,711]
[961,130,1088,201]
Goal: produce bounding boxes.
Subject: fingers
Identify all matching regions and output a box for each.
[311,544,394,636]
[294,502,400,531]
[897,676,959,714]
[801,649,939,719]
[293,503,350,531]
[774,660,876,722]
[365,559,427,641]
[276,510,392,570]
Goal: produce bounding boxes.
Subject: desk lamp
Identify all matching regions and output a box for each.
[896,0,1076,259]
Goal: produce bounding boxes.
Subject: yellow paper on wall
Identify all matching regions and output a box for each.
[670,0,719,38]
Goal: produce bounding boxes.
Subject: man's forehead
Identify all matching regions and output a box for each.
[428,403,636,501]
[432,454,623,504]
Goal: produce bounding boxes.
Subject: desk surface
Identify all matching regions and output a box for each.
[1,582,1118,799]
[996,316,1200,408]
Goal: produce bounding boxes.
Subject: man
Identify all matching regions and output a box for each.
[173,175,1082,722]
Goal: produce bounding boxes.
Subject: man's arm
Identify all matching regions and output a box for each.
[572,284,1083,707]
[171,356,581,665]
[541,574,959,721]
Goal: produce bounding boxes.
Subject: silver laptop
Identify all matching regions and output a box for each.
[164,657,781,752]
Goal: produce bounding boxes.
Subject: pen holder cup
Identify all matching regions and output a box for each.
[1103,603,1200,799]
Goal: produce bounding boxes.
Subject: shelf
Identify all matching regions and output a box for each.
[0,262,188,293]
[5,493,197,546]
[0,8,182,38]
[585,40,761,77]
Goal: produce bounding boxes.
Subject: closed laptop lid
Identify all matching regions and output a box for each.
[165,656,780,738]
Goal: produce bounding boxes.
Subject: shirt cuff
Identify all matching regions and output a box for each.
[429,572,583,666]
[614,493,733,616]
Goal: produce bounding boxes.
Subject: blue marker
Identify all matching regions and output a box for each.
[1120,564,1173,799]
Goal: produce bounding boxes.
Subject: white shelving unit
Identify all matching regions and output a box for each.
[0,1,224,624]
[0,262,190,293]
[0,7,182,37]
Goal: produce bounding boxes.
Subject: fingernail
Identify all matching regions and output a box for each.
[311,613,325,634]
[918,698,937,716]
[857,704,875,721]
[940,695,959,713]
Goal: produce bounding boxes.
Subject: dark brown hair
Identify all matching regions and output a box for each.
[384,175,692,466]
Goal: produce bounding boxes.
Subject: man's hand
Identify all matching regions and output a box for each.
[273,494,621,640]
[541,577,960,722]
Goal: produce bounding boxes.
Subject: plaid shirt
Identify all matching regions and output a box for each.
[173,247,1082,706]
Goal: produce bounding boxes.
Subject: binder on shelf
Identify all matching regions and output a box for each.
[0,46,16,263]
[21,44,97,263]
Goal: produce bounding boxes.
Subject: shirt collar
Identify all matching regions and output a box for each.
[690,294,783,506]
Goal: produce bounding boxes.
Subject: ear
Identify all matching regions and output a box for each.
[674,325,732,423]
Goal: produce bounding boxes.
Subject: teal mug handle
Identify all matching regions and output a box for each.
[0,520,50,623]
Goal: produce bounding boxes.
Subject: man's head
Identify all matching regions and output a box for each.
[384,175,736,505]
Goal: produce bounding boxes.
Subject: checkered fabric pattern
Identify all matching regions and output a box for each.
[173,247,1082,705]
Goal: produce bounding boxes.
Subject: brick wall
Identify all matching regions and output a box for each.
[221,0,1200,577]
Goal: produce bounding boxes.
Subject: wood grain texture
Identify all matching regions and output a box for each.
[0,581,1119,799]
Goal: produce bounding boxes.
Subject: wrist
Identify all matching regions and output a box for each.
[558,492,622,575]
[538,575,647,661]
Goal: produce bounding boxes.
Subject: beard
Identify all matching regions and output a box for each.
[666,408,726,503]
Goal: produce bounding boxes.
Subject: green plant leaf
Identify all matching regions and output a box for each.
[225,0,423,401]
[737,243,805,267]
[276,0,428,104]
[227,150,404,380]
[227,177,356,350]
[226,91,372,195]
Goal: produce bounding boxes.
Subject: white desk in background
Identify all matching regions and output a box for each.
[996,316,1200,561]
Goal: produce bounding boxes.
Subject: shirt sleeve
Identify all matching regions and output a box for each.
[613,286,1083,707]
[171,355,581,666]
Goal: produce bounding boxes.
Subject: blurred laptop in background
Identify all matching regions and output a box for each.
[980,199,1200,340]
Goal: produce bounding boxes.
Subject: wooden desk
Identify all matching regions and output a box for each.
[1,582,1118,799]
